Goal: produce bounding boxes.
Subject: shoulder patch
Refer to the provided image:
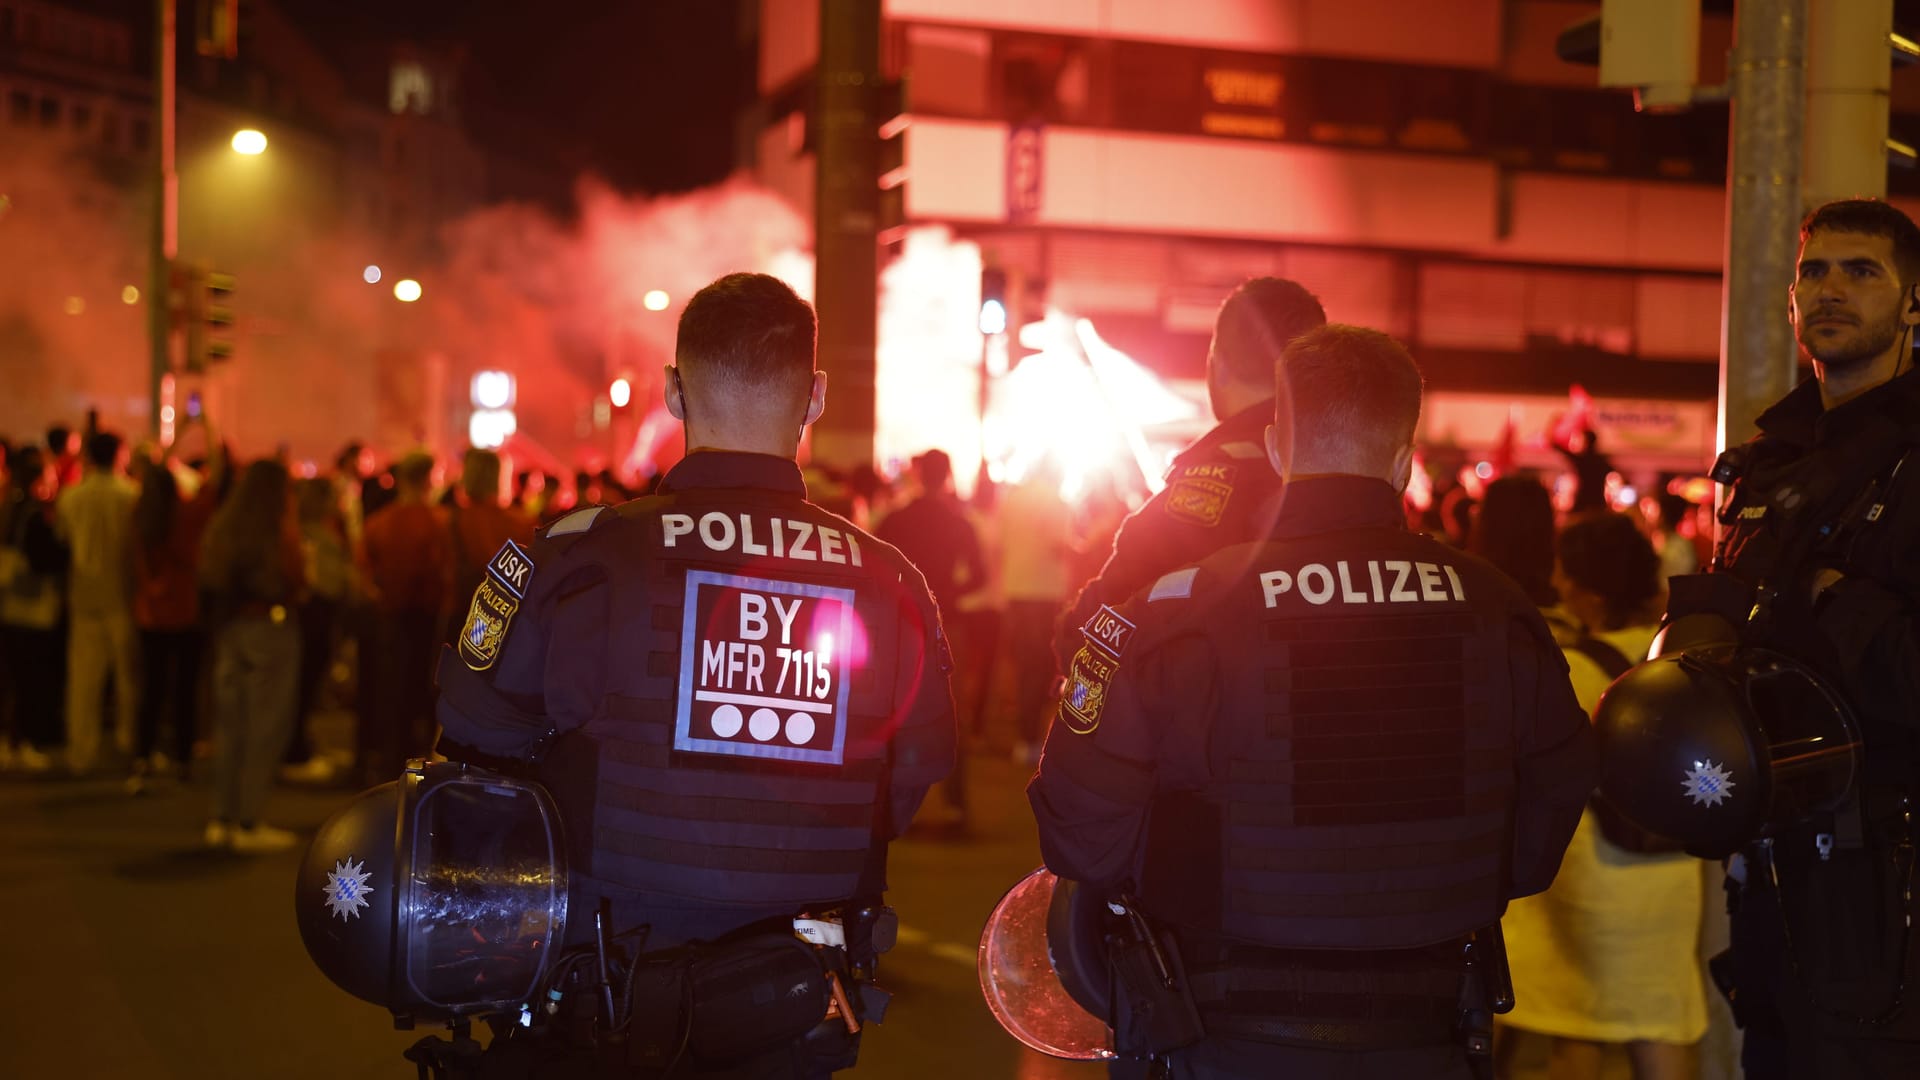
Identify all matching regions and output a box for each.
[1164,464,1236,527]
[546,505,605,537]
[457,578,519,671]
[1148,567,1198,602]
[1060,645,1117,735]
[486,539,536,598]
[1079,604,1136,660]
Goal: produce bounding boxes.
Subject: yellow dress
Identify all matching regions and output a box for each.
[1501,622,1709,1044]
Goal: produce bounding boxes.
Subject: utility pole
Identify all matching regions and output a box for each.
[1719,0,1807,449]
[149,0,177,443]
[812,0,882,471]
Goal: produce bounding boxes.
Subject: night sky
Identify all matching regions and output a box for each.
[279,0,749,196]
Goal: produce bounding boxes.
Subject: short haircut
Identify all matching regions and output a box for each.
[85,431,122,469]
[913,449,952,490]
[1801,198,1920,286]
[1470,475,1558,607]
[394,451,434,490]
[1212,277,1328,387]
[675,273,816,396]
[462,447,501,501]
[1558,511,1662,629]
[1277,324,1424,475]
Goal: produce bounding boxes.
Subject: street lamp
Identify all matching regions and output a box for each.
[394,278,423,303]
[643,289,670,311]
[230,129,267,155]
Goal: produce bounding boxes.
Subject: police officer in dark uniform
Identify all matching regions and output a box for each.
[1029,324,1596,1078]
[1662,199,1920,1078]
[433,272,957,1077]
[1055,277,1326,662]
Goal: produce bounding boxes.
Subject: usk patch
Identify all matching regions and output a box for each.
[1164,464,1236,527]
[458,577,518,671]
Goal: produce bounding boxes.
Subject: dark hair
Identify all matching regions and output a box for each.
[46,426,71,455]
[462,448,501,501]
[201,459,294,602]
[1212,277,1328,387]
[675,272,816,397]
[913,449,952,490]
[6,446,44,491]
[1470,475,1558,607]
[334,441,366,474]
[132,460,180,558]
[1558,511,1663,630]
[85,431,121,469]
[1277,324,1424,475]
[394,451,434,490]
[1801,198,1920,286]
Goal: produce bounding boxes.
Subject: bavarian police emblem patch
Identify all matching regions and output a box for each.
[1164,464,1235,527]
[1060,645,1116,735]
[458,577,518,671]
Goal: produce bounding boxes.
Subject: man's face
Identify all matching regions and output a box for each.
[1792,229,1912,369]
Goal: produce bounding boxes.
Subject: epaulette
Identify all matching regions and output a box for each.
[545,505,607,538]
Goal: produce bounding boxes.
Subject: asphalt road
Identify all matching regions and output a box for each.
[0,750,1099,1080]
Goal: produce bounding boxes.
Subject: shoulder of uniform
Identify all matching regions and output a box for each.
[543,504,608,538]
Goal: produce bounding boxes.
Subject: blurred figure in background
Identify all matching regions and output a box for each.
[997,457,1075,765]
[444,448,531,644]
[357,451,450,784]
[0,445,66,770]
[127,433,225,792]
[54,431,137,773]
[198,459,305,853]
[1500,512,1703,1080]
[877,448,986,827]
[288,477,354,782]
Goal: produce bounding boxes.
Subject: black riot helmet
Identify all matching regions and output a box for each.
[1593,646,1860,859]
[295,761,570,1024]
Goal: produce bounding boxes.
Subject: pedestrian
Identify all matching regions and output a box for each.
[0,445,66,770]
[1056,276,1326,659]
[127,437,224,791]
[53,430,137,773]
[1028,324,1596,1078]
[357,450,450,783]
[426,272,956,1076]
[997,457,1075,765]
[198,459,305,853]
[1501,511,1705,1080]
[286,476,353,781]
[1467,474,1574,637]
[443,447,531,644]
[1648,198,1920,1078]
[877,448,986,828]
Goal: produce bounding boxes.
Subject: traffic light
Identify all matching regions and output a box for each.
[979,267,1008,336]
[183,264,236,372]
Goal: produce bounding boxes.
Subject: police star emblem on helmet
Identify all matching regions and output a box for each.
[323,857,374,921]
[1681,760,1736,808]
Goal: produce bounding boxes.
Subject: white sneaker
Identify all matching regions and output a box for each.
[230,823,298,854]
[280,758,337,784]
[15,745,53,773]
[204,821,232,848]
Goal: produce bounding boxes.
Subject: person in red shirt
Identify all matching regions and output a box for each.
[357,451,450,784]
[443,448,531,642]
[127,435,226,792]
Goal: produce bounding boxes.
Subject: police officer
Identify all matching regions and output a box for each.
[1665,198,1920,1078]
[433,272,957,1077]
[1028,324,1596,1078]
[1055,277,1326,662]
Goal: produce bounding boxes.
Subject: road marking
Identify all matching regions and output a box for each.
[895,925,976,968]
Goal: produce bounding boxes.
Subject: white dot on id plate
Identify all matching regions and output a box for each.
[749,708,780,741]
[786,713,815,745]
[710,704,743,738]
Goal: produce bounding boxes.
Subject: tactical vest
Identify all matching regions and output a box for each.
[542,487,933,912]
[1138,527,1519,951]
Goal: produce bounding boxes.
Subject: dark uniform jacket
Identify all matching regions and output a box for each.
[1056,403,1282,663]
[1029,476,1596,953]
[435,451,957,946]
[1668,369,1920,1040]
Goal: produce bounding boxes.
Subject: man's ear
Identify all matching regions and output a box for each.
[664,364,685,421]
[802,370,828,427]
[1264,421,1286,480]
[1389,444,1415,495]
[1787,281,1799,327]
[1905,284,1920,328]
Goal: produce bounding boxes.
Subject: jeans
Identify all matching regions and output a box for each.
[137,627,204,765]
[209,615,299,826]
[67,609,137,770]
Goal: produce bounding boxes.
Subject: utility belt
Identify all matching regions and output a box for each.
[1107,906,1511,1077]
[407,902,897,1079]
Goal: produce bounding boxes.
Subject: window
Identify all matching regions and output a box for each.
[37,94,58,127]
[7,89,29,126]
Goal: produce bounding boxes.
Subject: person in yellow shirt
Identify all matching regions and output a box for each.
[1501,511,1707,1080]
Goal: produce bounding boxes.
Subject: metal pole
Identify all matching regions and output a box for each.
[1804,0,1891,204]
[1720,0,1808,450]
[812,0,882,471]
[149,0,177,443]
